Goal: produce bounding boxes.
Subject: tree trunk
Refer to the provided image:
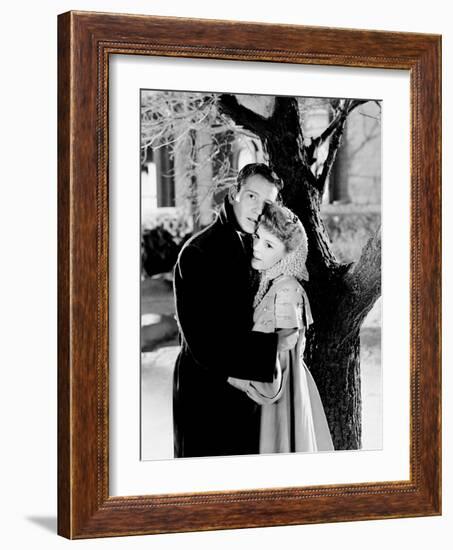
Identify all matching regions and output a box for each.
[330,120,351,204]
[304,314,362,449]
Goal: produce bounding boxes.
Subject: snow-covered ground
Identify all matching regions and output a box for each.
[141,346,179,460]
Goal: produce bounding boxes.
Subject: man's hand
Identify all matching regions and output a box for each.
[277,328,299,351]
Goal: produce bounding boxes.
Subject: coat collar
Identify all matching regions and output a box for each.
[219,196,245,234]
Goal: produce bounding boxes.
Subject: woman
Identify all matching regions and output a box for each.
[228,202,334,453]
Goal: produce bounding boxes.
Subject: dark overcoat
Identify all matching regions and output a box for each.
[173,199,278,458]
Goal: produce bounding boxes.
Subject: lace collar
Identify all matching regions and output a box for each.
[253,242,309,308]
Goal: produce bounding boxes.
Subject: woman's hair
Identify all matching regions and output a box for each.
[258,202,306,253]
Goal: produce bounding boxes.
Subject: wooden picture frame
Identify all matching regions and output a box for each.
[57,10,441,539]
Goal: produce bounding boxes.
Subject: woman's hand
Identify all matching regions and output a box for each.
[277,328,299,351]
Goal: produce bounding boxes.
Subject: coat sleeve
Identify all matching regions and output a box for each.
[228,356,290,405]
[174,244,278,383]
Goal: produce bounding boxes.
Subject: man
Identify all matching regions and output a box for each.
[173,163,296,458]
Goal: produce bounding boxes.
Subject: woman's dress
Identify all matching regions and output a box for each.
[228,275,334,453]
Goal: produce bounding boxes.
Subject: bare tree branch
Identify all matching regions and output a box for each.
[335,225,381,346]
[346,99,370,115]
[305,99,371,167]
[350,224,381,297]
[217,94,271,138]
[312,99,372,194]
[306,111,345,163]
[316,107,349,192]
[357,112,380,121]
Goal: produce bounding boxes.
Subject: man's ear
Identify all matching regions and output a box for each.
[229,185,238,201]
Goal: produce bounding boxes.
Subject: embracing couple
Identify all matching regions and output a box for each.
[173,163,333,458]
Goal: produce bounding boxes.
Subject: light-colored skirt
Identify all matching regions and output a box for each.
[259,348,334,454]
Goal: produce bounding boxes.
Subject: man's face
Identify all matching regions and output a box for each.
[232,174,279,234]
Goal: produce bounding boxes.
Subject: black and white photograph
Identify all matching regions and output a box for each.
[140,90,382,460]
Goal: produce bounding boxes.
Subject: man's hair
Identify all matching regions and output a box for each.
[235,163,283,194]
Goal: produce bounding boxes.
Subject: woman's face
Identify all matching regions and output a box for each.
[251,225,286,271]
